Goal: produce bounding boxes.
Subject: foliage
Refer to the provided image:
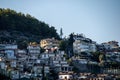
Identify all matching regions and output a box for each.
[59,40,68,51]
[67,33,75,57]
[91,51,101,62]
[59,33,75,58]
[68,33,75,46]
[0,73,11,80]
[99,53,105,62]
[0,8,60,45]
[105,62,120,68]
[49,69,58,80]
[40,48,46,53]
[72,66,79,73]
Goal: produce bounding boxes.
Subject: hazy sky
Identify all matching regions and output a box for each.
[0,0,120,44]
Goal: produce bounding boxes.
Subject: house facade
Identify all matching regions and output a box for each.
[73,34,96,54]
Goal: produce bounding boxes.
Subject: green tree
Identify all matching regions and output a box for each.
[99,53,105,63]
[91,51,101,62]
[0,8,60,47]
[59,40,68,51]
[68,33,75,57]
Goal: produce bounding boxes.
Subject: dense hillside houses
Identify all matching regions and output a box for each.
[101,41,119,52]
[0,35,120,80]
[0,39,73,79]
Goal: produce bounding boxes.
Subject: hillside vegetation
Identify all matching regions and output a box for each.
[0,8,60,48]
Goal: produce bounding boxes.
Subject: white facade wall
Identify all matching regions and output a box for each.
[90,44,96,52]
[27,45,40,54]
[5,44,17,49]
[41,54,49,59]
[73,40,96,53]
[59,74,73,80]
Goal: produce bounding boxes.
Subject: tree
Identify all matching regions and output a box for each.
[91,52,101,62]
[67,33,75,57]
[0,8,60,47]
[68,33,75,46]
[59,40,68,51]
[99,53,106,68]
[99,53,105,63]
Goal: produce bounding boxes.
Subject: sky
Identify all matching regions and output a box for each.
[0,0,120,44]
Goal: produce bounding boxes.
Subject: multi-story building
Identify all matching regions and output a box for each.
[40,38,60,52]
[27,42,40,54]
[73,34,96,53]
[0,44,17,59]
[102,41,119,51]
[27,42,40,64]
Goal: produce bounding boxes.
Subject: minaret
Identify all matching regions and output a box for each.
[60,28,63,39]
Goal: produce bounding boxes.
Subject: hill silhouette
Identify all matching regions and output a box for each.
[0,8,60,48]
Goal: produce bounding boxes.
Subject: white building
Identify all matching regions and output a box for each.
[58,72,73,80]
[0,44,18,59]
[40,38,60,52]
[27,42,40,54]
[73,40,96,53]
[102,41,119,50]
[17,49,27,61]
[27,42,41,66]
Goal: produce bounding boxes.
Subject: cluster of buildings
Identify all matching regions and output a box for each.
[0,34,120,80]
[71,34,120,80]
[73,34,120,54]
[0,38,73,80]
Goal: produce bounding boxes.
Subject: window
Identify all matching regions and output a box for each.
[60,76,62,79]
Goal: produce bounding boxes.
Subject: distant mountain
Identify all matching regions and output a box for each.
[0,8,60,48]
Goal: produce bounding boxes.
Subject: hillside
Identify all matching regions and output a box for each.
[0,8,60,48]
